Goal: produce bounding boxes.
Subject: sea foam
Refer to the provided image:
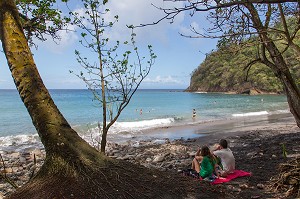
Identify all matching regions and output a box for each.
[79,117,176,139]
[0,134,41,151]
[232,111,269,117]
[110,117,175,133]
[114,118,174,128]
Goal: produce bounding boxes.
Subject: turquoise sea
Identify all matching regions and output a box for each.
[0,89,289,150]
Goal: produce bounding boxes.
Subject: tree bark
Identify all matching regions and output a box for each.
[246,3,300,127]
[0,0,104,165]
[0,0,110,196]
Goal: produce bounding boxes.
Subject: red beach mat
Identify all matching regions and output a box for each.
[212,170,252,185]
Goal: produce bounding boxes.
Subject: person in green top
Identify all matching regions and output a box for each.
[191,145,217,179]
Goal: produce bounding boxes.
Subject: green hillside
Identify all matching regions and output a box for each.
[188,38,300,94]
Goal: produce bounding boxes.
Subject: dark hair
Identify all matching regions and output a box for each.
[219,139,228,149]
[200,145,210,156]
[201,145,216,165]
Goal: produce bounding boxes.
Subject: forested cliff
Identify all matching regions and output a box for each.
[188,36,300,94]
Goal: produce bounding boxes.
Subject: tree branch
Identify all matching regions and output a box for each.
[244,58,262,81]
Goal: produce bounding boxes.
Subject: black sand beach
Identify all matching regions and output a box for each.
[1,113,299,198]
[123,112,295,143]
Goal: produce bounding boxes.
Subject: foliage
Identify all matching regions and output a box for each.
[15,0,70,47]
[68,0,156,152]
[189,24,300,94]
[176,1,300,127]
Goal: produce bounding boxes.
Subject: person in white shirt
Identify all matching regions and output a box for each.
[213,139,235,177]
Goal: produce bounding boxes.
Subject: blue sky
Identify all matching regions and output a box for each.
[0,0,218,89]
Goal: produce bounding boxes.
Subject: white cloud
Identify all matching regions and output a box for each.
[43,77,86,89]
[34,1,188,52]
[179,21,203,37]
[105,0,186,43]
[190,21,202,33]
[34,23,78,54]
[0,77,15,89]
[144,75,183,84]
[55,26,78,50]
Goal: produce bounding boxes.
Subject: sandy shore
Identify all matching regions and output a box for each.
[119,112,296,144]
[1,113,299,198]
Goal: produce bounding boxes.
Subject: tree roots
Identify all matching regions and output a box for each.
[269,157,300,198]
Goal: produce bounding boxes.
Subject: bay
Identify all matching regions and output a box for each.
[0,89,289,149]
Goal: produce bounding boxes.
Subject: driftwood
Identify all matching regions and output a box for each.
[269,157,300,198]
[0,153,18,189]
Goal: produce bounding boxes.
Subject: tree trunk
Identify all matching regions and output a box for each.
[0,0,115,196]
[263,41,300,127]
[0,1,189,198]
[0,0,105,164]
[246,3,300,127]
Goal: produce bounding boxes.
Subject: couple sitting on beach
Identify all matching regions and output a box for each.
[191,139,235,180]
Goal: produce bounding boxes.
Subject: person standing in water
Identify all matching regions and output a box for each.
[192,109,196,118]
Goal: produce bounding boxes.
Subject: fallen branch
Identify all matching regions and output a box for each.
[0,153,18,189]
[269,157,300,198]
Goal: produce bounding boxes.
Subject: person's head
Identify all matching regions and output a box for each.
[219,139,228,149]
[200,145,210,156]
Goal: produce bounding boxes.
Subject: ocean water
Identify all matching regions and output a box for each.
[0,89,289,149]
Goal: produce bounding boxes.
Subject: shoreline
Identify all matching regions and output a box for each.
[110,112,296,144]
[0,113,299,198]
[0,112,295,151]
[190,90,284,95]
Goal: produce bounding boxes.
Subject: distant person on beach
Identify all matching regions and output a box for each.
[212,139,235,177]
[192,109,196,118]
[191,145,218,179]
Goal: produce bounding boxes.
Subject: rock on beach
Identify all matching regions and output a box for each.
[0,147,45,196]
[1,123,300,198]
[0,138,195,197]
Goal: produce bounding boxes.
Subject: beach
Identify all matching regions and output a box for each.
[1,112,299,198]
